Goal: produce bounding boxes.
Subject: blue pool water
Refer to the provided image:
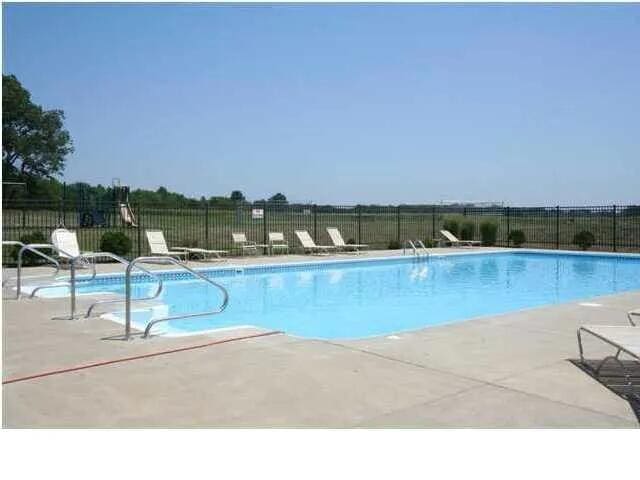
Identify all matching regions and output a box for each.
[40,251,640,339]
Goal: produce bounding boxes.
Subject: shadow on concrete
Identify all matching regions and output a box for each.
[569,358,640,422]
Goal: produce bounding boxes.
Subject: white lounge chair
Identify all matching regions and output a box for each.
[145,230,189,262]
[577,325,639,378]
[295,230,336,255]
[438,230,481,247]
[232,233,268,256]
[268,232,289,255]
[326,227,368,253]
[51,228,94,267]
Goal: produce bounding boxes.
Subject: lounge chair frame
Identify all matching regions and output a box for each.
[295,230,336,255]
[577,322,639,388]
[232,233,268,256]
[437,230,481,247]
[326,227,368,254]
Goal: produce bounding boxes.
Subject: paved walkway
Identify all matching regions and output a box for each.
[3,249,639,427]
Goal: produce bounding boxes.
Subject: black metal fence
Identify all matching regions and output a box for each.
[2,200,639,264]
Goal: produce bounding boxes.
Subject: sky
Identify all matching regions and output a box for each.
[2,3,639,206]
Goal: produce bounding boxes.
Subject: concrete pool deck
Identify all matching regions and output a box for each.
[2,247,639,427]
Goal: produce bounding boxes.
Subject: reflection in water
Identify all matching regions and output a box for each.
[507,258,526,275]
[78,252,640,339]
[268,275,284,289]
[409,266,429,281]
[296,271,313,286]
[572,259,596,277]
[479,259,499,282]
[328,270,345,284]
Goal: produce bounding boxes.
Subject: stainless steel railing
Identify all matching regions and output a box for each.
[124,256,229,340]
[414,240,430,258]
[402,239,430,258]
[403,240,417,256]
[83,252,163,318]
[2,241,61,297]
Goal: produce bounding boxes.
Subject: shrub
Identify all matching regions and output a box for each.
[346,238,356,245]
[180,238,199,248]
[480,221,498,246]
[12,231,48,266]
[422,239,436,248]
[573,230,595,251]
[442,216,460,236]
[508,230,526,247]
[459,221,475,241]
[388,240,401,250]
[100,231,132,257]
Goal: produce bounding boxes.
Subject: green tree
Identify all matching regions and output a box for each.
[2,74,74,179]
[230,190,246,203]
[268,192,288,204]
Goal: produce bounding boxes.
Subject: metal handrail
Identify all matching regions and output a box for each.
[83,253,163,318]
[2,241,61,295]
[15,243,88,299]
[415,240,430,258]
[124,256,229,340]
[26,244,97,298]
[403,240,417,256]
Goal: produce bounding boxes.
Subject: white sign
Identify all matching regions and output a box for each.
[252,208,264,220]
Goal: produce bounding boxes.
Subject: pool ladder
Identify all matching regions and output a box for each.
[403,240,430,258]
[3,244,229,339]
[122,256,229,340]
[2,241,164,320]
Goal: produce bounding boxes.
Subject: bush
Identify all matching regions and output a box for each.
[459,221,475,241]
[180,238,199,248]
[422,239,436,248]
[100,231,132,257]
[442,216,460,236]
[508,230,526,247]
[573,230,595,251]
[388,240,401,250]
[346,238,356,245]
[480,221,498,246]
[11,231,48,266]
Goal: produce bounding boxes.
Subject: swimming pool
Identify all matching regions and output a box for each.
[35,251,640,339]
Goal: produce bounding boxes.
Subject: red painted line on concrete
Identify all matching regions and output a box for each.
[3,330,283,385]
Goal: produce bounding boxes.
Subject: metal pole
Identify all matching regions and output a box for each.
[556,206,560,250]
[16,247,23,299]
[61,182,66,226]
[70,258,77,318]
[205,202,210,248]
[357,205,362,245]
[396,206,401,242]
[613,205,617,252]
[506,206,510,246]
[263,200,268,248]
[137,203,142,257]
[125,261,133,340]
[313,204,317,241]
[432,205,436,240]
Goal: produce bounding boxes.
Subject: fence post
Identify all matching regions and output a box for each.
[432,205,436,241]
[396,206,401,242]
[312,204,317,241]
[357,205,362,245]
[506,206,510,246]
[136,203,142,257]
[612,205,617,252]
[555,205,560,250]
[263,200,268,247]
[62,182,67,226]
[204,202,209,248]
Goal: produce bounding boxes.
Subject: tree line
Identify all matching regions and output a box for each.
[2,74,292,208]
